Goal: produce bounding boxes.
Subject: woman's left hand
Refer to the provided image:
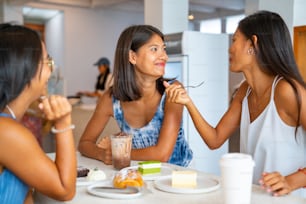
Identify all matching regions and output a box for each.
[38,95,72,122]
[259,172,293,196]
[96,136,112,164]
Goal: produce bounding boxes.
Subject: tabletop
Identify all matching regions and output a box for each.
[33,152,306,204]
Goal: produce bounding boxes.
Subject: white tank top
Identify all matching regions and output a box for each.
[240,76,306,198]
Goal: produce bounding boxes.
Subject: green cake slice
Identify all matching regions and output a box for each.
[138,161,161,175]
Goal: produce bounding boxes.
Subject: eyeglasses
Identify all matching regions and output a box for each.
[43,55,55,72]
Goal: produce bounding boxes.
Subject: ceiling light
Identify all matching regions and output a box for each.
[188,14,194,20]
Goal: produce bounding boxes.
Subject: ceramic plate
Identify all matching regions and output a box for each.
[121,165,173,181]
[87,182,142,199]
[77,166,110,186]
[77,177,103,187]
[154,175,220,194]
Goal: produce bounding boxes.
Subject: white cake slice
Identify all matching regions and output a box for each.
[172,170,197,188]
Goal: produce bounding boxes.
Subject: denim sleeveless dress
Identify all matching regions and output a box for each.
[112,93,193,167]
[0,113,29,204]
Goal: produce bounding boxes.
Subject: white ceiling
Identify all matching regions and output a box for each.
[8,0,245,22]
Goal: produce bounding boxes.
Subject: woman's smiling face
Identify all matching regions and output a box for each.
[129,34,168,79]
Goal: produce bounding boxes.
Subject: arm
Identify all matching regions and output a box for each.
[260,80,306,196]
[77,90,100,97]
[164,81,246,149]
[0,95,76,201]
[130,86,184,162]
[78,90,113,164]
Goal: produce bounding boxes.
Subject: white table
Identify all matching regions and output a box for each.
[34,152,306,204]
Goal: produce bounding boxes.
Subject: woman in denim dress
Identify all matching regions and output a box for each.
[79,25,192,167]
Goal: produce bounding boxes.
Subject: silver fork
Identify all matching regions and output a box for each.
[184,81,205,88]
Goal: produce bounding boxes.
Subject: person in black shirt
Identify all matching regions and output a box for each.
[78,57,113,97]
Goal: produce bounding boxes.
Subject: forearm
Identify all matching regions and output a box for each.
[185,100,221,149]
[54,118,76,199]
[131,146,172,162]
[286,168,306,191]
[78,140,104,161]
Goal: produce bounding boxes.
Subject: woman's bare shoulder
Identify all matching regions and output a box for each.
[274,79,303,125]
[0,119,39,160]
[274,79,296,102]
[232,80,248,102]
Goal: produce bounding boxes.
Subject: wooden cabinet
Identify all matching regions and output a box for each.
[294,26,306,81]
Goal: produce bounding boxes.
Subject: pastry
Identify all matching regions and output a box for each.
[113,169,144,188]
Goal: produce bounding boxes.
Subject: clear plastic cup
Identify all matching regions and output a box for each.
[111,132,133,170]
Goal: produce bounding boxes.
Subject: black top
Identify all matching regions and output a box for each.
[95,71,110,91]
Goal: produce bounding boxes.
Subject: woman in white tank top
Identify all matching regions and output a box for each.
[164,10,306,198]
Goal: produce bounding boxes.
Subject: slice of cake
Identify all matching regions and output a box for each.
[172,170,197,188]
[138,161,161,175]
[77,166,90,177]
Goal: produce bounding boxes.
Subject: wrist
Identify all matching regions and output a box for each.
[297,168,306,188]
[51,124,75,134]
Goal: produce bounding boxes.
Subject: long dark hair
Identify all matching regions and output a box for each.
[0,23,42,111]
[238,10,306,128]
[111,25,168,101]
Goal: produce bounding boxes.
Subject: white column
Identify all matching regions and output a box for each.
[245,0,294,38]
[0,1,23,24]
[144,0,188,34]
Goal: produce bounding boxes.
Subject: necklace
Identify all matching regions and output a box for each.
[249,85,272,121]
[6,105,16,119]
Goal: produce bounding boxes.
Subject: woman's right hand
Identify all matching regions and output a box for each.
[163,81,191,105]
[97,136,112,165]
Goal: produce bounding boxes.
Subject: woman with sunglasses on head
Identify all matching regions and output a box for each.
[165,10,306,197]
[78,25,193,167]
[0,23,76,203]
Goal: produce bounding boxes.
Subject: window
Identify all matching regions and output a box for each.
[200,19,221,34]
[226,14,245,34]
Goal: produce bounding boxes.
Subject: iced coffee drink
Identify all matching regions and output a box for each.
[111,132,133,170]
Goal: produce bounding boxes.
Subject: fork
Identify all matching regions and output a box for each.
[184,81,205,88]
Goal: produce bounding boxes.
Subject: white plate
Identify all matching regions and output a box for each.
[77,177,103,187]
[154,175,220,194]
[121,165,173,181]
[87,182,142,199]
[77,167,110,186]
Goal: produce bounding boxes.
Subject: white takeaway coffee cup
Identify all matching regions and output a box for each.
[220,153,255,204]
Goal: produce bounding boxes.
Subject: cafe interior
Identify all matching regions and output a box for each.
[1,0,306,203]
[2,0,306,178]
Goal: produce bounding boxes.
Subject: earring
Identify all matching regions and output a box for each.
[247,48,254,55]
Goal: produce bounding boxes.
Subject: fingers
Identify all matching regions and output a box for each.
[163,81,170,88]
[39,95,72,121]
[259,172,291,196]
[164,84,186,103]
[97,137,112,165]
[102,148,112,165]
[97,137,111,149]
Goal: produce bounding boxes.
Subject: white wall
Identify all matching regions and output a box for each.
[63,8,143,97]
[294,0,306,26]
[245,0,294,38]
[27,3,143,98]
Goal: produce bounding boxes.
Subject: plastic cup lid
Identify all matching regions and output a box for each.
[220,153,255,167]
